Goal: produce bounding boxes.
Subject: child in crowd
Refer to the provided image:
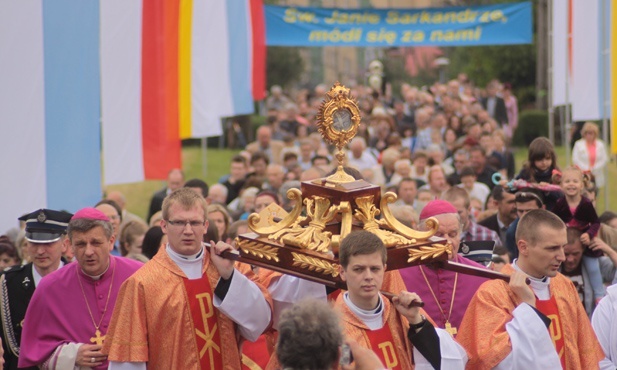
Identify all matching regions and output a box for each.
[515,137,561,209]
[119,220,148,259]
[516,137,558,184]
[415,188,434,214]
[469,197,484,220]
[457,166,490,207]
[551,166,605,303]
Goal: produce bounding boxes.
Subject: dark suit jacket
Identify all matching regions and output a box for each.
[479,214,501,237]
[502,150,516,179]
[1,264,38,370]
[147,187,168,222]
[481,96,508,125]
[476,165,497,190]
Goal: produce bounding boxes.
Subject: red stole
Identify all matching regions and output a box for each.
[241,335,268,370]
[536,296,566,369]
[183,276,223,370]
[363,324,403,370]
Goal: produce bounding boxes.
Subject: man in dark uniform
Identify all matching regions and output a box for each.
[0,209,72,370]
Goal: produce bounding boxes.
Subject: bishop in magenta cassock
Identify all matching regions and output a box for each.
[18,208,142,369]
[399,200,488,336]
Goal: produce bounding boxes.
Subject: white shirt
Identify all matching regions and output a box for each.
[591,284,617,369]
[458,182,491,205]
[268,275,326,330]
[347,150,377,172]
[32,261,64,287]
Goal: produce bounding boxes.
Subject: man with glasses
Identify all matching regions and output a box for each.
[505,189,545,260]
[103,188,272,370]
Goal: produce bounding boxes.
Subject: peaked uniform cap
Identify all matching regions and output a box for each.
[18,209,73,243]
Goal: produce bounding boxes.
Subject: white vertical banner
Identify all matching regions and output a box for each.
[551,1,569,107]
[572,0,603,120]
[0,1,47,233]
[100,0,144,185]
[194,0,231,137]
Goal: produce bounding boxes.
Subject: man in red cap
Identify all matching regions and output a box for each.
[18,208,142,369]
[399,199,489,337]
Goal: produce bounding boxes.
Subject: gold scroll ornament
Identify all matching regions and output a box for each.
[238,82,452,284]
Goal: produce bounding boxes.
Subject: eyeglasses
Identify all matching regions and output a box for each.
[166,219,205,228]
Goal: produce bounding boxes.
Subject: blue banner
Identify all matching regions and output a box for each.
[265,2,532,47]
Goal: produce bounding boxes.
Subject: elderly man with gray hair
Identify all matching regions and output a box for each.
[399,200,489,336]
[276,299,385,370]
[207,183,229,205]
[347,137,377,172]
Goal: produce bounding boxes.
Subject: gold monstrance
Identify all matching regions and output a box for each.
[231,82,456,289]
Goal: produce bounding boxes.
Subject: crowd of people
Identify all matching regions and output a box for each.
[1,75,617,369]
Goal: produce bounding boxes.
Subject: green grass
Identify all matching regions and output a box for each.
[105,147,239,220]
[513,146,615,214]
[106,145,614,221]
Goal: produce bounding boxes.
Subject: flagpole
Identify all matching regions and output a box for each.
[564,1,571,167]
[202,137,208,179]
[601,0,609,210]
[548,0,555,144]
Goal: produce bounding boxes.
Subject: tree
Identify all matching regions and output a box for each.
[445,0,540,108]
[267,47,306,89]
[446,43,536,89]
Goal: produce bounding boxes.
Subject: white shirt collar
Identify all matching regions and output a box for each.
[166,244,204,280]
[33,260,65,287]
[343,292,384,330]
[81,259,111,281]
[497,216,506,230]
[512,259,551,300]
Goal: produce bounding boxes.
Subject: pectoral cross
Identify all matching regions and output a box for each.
[90,329,106,346]
[445,321,457,336]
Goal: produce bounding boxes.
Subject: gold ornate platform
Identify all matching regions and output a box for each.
[232,82,452,289]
